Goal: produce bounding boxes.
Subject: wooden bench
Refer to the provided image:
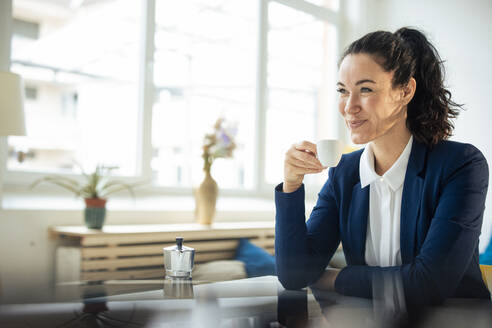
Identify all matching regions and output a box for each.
[50,221,275,283]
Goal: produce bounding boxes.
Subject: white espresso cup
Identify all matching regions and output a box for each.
[316,139,343,167]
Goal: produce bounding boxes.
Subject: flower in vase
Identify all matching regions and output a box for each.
[202,118,237,172]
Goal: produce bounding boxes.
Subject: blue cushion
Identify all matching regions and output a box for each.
[235,238,276,277]
[480,237,492,265]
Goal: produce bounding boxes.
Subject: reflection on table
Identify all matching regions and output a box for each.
[0,276,491,327]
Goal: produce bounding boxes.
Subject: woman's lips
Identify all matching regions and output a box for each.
[348,120,367,129]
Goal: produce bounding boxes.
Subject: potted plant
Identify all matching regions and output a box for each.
[30,164,144,229]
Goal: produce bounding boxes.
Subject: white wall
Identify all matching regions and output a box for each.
[361,0,492,251]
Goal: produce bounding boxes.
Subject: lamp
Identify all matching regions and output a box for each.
[0,71,26,209]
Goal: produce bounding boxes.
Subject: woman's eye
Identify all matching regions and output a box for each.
[361,87,373,92]
[336,88,347,94]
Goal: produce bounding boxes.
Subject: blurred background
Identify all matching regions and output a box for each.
[1,0,491,296]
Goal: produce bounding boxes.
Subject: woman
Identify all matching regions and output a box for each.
[275,27,490,307]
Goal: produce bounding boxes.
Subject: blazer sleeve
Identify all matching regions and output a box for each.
[275,167,341,290]
[334,146,489,307]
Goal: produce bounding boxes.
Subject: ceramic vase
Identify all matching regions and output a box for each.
[195,170,218,225]
[84,198,107,229]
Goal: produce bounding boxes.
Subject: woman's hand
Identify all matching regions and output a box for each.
[283,140,325,193]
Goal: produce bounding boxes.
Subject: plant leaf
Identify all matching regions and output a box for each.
[80,184,98,198]
[29,164,145,200]
[72,160,90,180]
[99,183,136,198]
[98,179,148,198]
[31,178,82,196]
[29,176,81,190]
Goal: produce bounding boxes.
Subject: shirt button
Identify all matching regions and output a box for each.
[379,177,384,182]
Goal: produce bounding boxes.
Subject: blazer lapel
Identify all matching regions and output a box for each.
[400,139,426,264]
[348,182,369,265]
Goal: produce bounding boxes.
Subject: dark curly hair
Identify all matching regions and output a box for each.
[340,27,462,147]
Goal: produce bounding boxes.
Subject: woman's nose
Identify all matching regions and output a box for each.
[344,95,361,114]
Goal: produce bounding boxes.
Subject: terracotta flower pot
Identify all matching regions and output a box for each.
[195,170,218,225]
[84,198,107,229]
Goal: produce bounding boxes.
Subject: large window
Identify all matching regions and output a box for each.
[265,1,339,186]
[152,0,257,189]
[9,0,141,176]
[6,0,340,196]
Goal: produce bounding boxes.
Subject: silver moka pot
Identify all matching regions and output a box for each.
[163,237,195,279]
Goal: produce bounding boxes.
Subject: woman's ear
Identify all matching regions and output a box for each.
[402,77,416,105]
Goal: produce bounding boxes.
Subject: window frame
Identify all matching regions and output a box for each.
[4,0,343,200]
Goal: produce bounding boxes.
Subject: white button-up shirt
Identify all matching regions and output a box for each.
[360,135,413,267]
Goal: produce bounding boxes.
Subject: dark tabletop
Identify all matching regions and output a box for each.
[0,276,491,327]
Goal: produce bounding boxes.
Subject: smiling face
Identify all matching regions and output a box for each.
[337,53,411,145]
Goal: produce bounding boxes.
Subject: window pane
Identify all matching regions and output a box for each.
[8,0,142,176]
[152,0,257,189]
[265,2,338,186]
[304,0,340,11]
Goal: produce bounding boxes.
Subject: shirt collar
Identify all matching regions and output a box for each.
[359,135,413,191]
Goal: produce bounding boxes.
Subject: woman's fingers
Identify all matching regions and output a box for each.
[283,141,324,191]
[287,163,323,175]
[290,144,323,169]
[284,141,325,180]
[286,155,323,172]
[295,140,318,157]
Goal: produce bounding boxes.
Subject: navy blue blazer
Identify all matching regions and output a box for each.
[275,138,490,306]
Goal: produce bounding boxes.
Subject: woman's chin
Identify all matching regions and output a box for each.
[350,133,370,145]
